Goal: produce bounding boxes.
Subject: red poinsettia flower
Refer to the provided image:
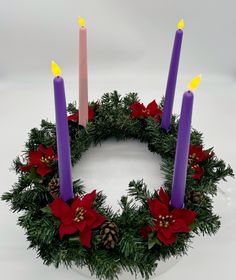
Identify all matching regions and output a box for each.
[67,106,95,122]
[191,164,204,180]
[188,145,214,179]
[140,187,197,245]
[189,145,214,164]
[130,100,162,121]
[49,190,106,248]
[20,144,57,177]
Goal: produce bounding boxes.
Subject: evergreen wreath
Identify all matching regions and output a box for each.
[2,91,234,280]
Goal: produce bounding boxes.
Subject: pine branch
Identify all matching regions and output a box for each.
[127,180,151,205]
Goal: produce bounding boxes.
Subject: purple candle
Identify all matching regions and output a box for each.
[161,19,184,132]
[52,61,73,202]
[171,75,202,208]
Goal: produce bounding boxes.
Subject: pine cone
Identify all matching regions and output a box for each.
[48,178,59,199]
[100,222,119,249]
[185,190,203,205]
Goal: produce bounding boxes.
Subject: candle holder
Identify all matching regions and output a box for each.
[2,91,233,280]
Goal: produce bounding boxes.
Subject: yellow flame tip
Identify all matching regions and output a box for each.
[51,61,61,76]
[188,74,202,92]
[178,19,184,30]
[78,16,85,27]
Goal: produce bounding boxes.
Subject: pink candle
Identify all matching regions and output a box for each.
[78,16,88,127]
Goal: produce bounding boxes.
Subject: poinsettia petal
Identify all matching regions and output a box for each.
[75,220,87,232]
[84,209,97,226]
[159,187,170,205]
[20,164,33,172]
[197,147,208,162]
[36,165,53,177]
[192,172,204,180]
[140,225,153,239]
[171,208,197,225]
[131,110,144,118]
[45,146,56,158]
[28,150,42,164]
[130,101,145,112]
[88,106,95,121]
[38,144,49,156]
[157,230,176,245]
[68,113,78,122]
[71,197,83,212]
[189,145,210,163]
[60,211,75,225]
[148,198,169,218]
[157,107,163,116]
[89,210,106,229]
[59,223,77,239]
[171,208,182,219]
[189,145,195,155]
[49,198,72,219]
[82,190,96,209]
[83,208,105,229]
[130,102,146,118]
[79,228,92,248]
[190,145,199,152]
[171,218,190,233]
[147,100,162,118]
[147,100,157,112]
[38,144,55,158]
[159,226,173,239]
[192,165,204,179]
[181,209,197,225]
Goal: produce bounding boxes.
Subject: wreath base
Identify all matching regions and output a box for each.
[72,255,179,280]
[2,92,234,280]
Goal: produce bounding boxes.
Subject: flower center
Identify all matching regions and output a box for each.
[74,207,85,223]
[41,155,54,165]
[158,215,175,228]
[191,164,200,170]
[189,153,199,164]
[141,109,150,116]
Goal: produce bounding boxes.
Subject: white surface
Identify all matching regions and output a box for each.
[72,139,165,212]
[0,0,236,280]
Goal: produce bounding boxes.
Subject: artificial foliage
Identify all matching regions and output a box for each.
[2,91,234,280]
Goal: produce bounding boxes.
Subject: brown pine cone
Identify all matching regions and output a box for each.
[185,190,203,205]
[48,177,59,199]
[100,221,119,249]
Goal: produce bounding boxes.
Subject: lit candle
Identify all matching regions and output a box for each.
[171,75,202,208]
[52,61,73,202]
[161,19,184,132]
[78,16,88,127]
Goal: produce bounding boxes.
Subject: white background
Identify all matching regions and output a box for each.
[0,0,235,280]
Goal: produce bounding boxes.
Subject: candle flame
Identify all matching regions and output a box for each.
[188,74,202,91]
[78,16,85,28]
[51,61,61,76]
[178,19,184,30]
